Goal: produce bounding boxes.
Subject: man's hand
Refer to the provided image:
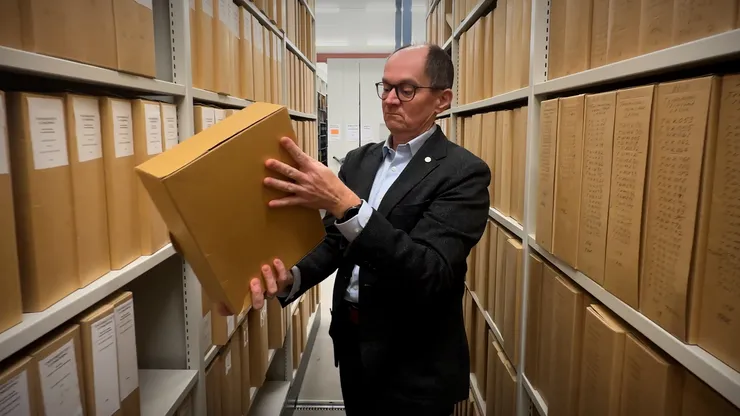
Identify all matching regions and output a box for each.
[264,137,361,218]
[215,258,294,315]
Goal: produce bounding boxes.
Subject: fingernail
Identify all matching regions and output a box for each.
[262,265,270,272]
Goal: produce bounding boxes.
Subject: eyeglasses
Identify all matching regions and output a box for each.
[375,82,441,102]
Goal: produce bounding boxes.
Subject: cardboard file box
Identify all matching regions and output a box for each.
[239,323,252,414]
[31,325,86,416]
[248,307,269,388]
[109,292,140,416]
[79,303,121,416]
[0,357,40,415]
[0,0,22,49]
[220,336,242,416]
[205,355,222,416]
[113,0,156,77]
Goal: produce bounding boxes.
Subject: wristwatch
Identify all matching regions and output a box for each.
[337,203,362,224]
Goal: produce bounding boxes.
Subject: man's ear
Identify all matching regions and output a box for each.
[437,89,453,112]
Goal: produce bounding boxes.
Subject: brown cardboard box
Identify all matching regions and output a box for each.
[31,325,86,416]
[474,20,486,102]
[618,333,682,416]
[492,0,507,95]
[464,291,474,357]
[271,33,280,105]
[79,303,121,416]
[474,307,488,393]
[486,222,499,317]
[113,0,156,77]
[563,0,593,76]
[7,92,79,312]
[190,0,199,92]
[0,0,22,49]
[263,26,273,103]
[525,253,543,386]
[484,332,498,413]
[502,238,523,366]
[18,1,87,64]
[520,0,532,88]
[474,222,490,310]
[213,0,232,94]
[211,302,236,346]
[0,356,40,415]
[672,0,737,46]
[482,12,494,98]
[494,110,512,216]
[64,94,111,287]
[239,323,252,414]
[195,0,215,91]
[132,100,169,255]
[603,85,655,308]
[252,15,266,102]
[590,0,609,68]
[496,350,518,416]
[511,106,527,224]
[482,112,497,207]
[576,91,616,284]
[548,0,566,79]
[466,246,477,291]
[248,306,269,388]
[553,94,586,267]
[220,336,242,416]
[577,305,627,416]
[504,0,523,92]
[640,76,720,341]
[136,104,325,313]
[240,7,255,100]
[205,355,222,416]
[681,372,740,416]
[109,292,140,416]
[694,73,740,373]
[606,0,641,64]
[536,98,560,251]
[194,105,216,133]
[101,97,140,270]
[639,0,673,54]
[0,91,22,333]
[230,2,241,98]
[292,309,302,368]
[300,297,309,350]
[202,288,213,357]
[267,297,286,349]
[536,265,558,406]
[493,228,514,329]
[161,103,179,152]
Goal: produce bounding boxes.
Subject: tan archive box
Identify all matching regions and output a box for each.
[0,91,22,333]
[535,98,559,251]
[190,0,199,91]
[473,222,490,310]
[136,103,325,313]
[640,76,721,341]
[493,110,512,216]
[474,307,488,394]
[292,309,302,369]
[504,0,523,93]
[31,325,86,416]
[606,0,641,64]
[547,0,566,79]
[510,106,527,224]
[113,0,156,77]
[248,306,269,388]
[300,297,309,350]
[682,372,740,416]
[239,323,252,414]
[672,0,738,46]
[495,350,518,416]
[0,356,40,415]
[213,0,232,95]
[502,238,523,366]
[194,0,215,91]
[525,253,543,387]
[267,298,287,349]
[109,292,141,416]
[211,302,236,347]
[0,0,22,49]
[205,355,222,416]
[695,74,740,374]
[7,92,79,312]
[638,0,673,54]
[493,228,513,328]
[603,85,655,308]
[563,0,593,76]
[482,112,496,208]
[492,0,507,96]
[264,26,273,104]
[101,97,140,270]
[486,221,499,317]
[240,7,256,100]
[536,264,558,405]
[252,15,266,102]
[484,332,499,413]
[576,91,616,284]
[618,333,682,416]
[553,94,586,267]
[194,105,216,133]
[79,303,122,416]
[220,336,242,416]
[64,94,111,287]
[590,0,609,68]
[132,100,169,255]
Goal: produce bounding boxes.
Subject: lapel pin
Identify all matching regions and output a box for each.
[424,156,431,163]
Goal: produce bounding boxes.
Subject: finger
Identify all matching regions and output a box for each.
[250,278,265,310]
[263,177,300,194]
[273,258,287,285]
[280,137,309,166]
[215,302,233,316]
[265,159,307,181]
[268,196,308,208]
[262,264,278,297]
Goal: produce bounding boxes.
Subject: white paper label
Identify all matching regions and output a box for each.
[214,109,226,124]
[361,124,372,142]
[162,105,179,150]
[218,0,228,24]
[202,311,213,352]
[0,370,32,416]
[91,315,120,416]
[200,108,215,130]
[227,315,235,335]
[260,308,267,328]
[346,124,360,141]
[0,98,8,175]
[114,299,139,399]
[111,101,134,158]
[72,97,103,163]
[38,340,84,416]
[242,325,248,347]
[27,97,69,170]
[202,0,213,17]
[225,351,232,375]
[135,0,153,9]
[144,103,163,156]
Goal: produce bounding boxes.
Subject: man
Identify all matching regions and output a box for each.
[252,44,490,415]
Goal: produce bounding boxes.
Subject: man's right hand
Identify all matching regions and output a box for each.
[214,258,294,315]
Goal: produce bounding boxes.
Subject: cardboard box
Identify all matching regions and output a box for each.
[563,0,593,75]
[482,112,496,210]
[113,0,155,77]
[694,73,740,373]
[263,26,273,103]
[590,0,609,68]
[474,222,490,310]
[618,333,682,416]
[577,305,627,416]
[464,291,474,360]
[606,0,641,64]
[681,372,740,416]
[466,245,477,291]
[576,91,616,284]
[536,99,560,251]
[504,0,523,92]
[474,308,488,394]
[267,297,286,349]
[292,309,302,369]
[492,0,507,95]
[201,289,213,357]
[240,7,255,100]
[0,91,22,333]
[132,100,169,255]
[0,0,22,49]
[79,303,121,416]
[213,0,231,94]
[161,103,179,153]
[496,350,518,416]
[205,356,222,416]
[673,0,737,46]
[194,0,214,91]
[493,228,512,330]
[300,297,309,350]
[220,336,242,416]
[484,332,498,413]
[31,325,86,416]
[525,253,543,386]
[482,13,494,98]
[248,306,269,388]
[0,356,40,416]
[520,0,532,88]
[193,105,216,133]
[109,292,140,416]
[640,76,720,341]
[485,221,499,317]
[553,94,586,267]
[7,92,79,312]
[212,303,236,346]
[511,106,527,224]
[639,0,673,54]
[64,94,111,287]
[252,15,266,102]
[18,1,76,62]
[239,323,252,414]
[536,265,558,405]
[136,104,325,313]
[502,238,523,366]
[230,2,241,98]
[494,110,512,216]
[271,33,280,105]
[190,0,199,92]
[602,85,655,307]
[548,0,566,79]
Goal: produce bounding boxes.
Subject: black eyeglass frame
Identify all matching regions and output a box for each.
[375,81,444,102]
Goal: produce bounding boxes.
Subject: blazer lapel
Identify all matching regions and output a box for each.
[377,128,448,217]
[354,142,384,201]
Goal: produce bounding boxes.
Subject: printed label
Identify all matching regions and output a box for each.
[111,101,134,158]
[202,311,213,352]
[214,109,226,124]
[91,315,120,416]
[202,0,213,17]
[162,105,179,150]
[201,107,215,130]
[144,103,163,156]
[27,97,69,170]
[225,351,232,375]
[218,0,228,24]
[38,340,84,416]
[0,97,8,175]
[0,370,32,416]
[72,97,103,162]
[135,0,153,9]
[227,315,235,335]
[114,299,139,398]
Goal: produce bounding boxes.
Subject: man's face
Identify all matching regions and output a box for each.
[380,47,451,137]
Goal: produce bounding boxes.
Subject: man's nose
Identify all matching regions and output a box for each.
[384,88,401,104]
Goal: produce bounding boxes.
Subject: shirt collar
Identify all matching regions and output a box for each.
[383,125,437,157]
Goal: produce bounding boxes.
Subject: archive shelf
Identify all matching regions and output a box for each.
[290,306,321,381]
[251,381,292,414]
[192,88,254,108]
[0,244,175,362]
[452,0,494,39]
[239,0,284,39]
[443,36,453,51]
[299,0,316,21]
[427,0,442,19]
[522,374,547,416]
[470,373,486,416]
[287,37,317,72]
[453,87,529,114]
[140,369,199,416]
[466,283,504,347]
[289,109,319,120]
[248,348,279,404]
[488,208,524,240]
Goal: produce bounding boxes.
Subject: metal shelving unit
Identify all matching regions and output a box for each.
[289,109,318,120]
[522,375,547,416]
[453,87,528,114]
[489,208,524,240]
[286,37,317,72]
[140,369,199,416]
[192,88,254,108]
[470,374,486,415]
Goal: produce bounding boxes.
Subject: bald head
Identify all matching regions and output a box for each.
[389,44,454,90]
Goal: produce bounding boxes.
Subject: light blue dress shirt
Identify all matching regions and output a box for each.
[284,125,437,303]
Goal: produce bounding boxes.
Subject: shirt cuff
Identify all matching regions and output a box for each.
[277,266,302,301]
[335,200,372,243]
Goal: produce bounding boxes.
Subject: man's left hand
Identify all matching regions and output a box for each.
[264,137,361,217]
